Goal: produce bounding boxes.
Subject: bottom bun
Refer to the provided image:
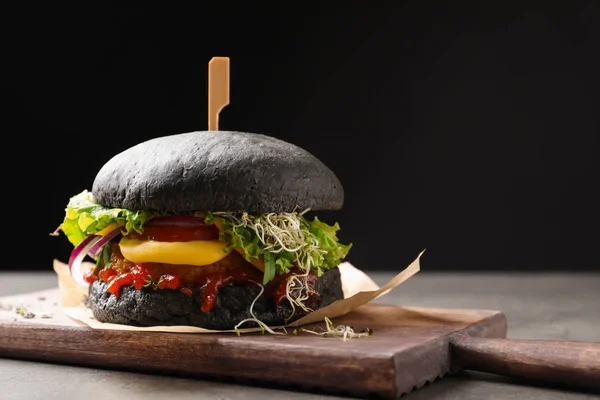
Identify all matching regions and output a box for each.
[86,268,343,330]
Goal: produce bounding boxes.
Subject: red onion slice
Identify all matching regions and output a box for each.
[145,215,207,228]
[68,234,97,268]
[88,226,122,258]
[69,235,102,286]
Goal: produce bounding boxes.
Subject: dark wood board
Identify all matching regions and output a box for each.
[0,288,507,399]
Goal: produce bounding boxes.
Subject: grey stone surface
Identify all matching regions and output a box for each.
[1,271,599,400]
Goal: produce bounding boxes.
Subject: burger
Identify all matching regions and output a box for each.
[53,130,352,330]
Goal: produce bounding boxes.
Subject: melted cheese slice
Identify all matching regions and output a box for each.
[119,238,230,266]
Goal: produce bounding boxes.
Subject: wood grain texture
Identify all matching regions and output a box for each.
[451,335,600,391]
[0,289,506,399]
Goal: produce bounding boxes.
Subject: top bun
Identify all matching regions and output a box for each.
[92,131,344,213]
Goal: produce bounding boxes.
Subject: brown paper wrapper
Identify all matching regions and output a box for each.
[53,250,424,333]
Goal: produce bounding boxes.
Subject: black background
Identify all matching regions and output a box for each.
[2,3,598,272]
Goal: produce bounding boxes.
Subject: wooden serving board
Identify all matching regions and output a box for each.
[0,288,507,399]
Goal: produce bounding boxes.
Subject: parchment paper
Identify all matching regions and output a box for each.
[53,250,424,333]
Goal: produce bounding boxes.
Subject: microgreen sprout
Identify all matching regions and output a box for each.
[295,317,373,341]
[143,276,154,288]
[234,281,286,336]
[213,210,328,320]
[284,274,315,322]
[15,305,35,319]
[215,210,326,260]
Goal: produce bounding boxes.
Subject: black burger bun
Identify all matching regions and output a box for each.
[86,267,344,329]
[92,130,344,213]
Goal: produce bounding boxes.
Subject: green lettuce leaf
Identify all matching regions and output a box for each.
[263,252,276,285]
[213,212,352,282]
[56,190,161,246]
[307,217,353,271]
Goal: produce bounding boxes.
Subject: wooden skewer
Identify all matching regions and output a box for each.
[207,57,263,271]
[208,57,230,131]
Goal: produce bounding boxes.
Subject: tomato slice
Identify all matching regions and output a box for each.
[128,226,220,242]
[145,215,208,228]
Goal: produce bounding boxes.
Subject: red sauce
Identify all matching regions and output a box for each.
[99,268,116,282]
[94,243,317,312]
[83,272,95,284]
[157,274,181,290]
[130,264,152,290]
[106,273,133,298]
[267,270,319,307]
[198,267,262,312]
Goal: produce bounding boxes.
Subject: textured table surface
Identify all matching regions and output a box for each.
[1,270,598,400]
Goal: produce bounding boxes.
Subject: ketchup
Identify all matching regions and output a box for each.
[131,264,153,290]
[106,273,133,298]
[157,274,180,290]
[102,264,182,298]
[95,244,318,313]
[99,268,116,282]
[83,272,95,284]
[267,269,319,307]
[198,267,262,312]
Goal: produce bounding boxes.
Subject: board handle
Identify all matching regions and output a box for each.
[451,334,600,391]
